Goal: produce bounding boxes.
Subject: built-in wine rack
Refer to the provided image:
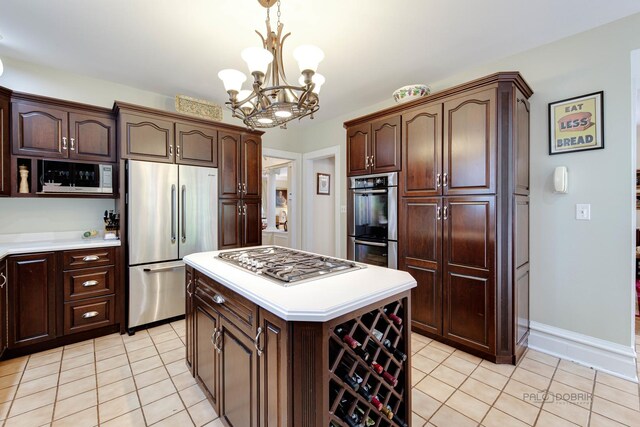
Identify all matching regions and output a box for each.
[328,300,409,427]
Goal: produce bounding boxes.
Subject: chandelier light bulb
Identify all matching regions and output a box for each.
[237,90,255,111]
[293,45,324,73]
[299,73,325,94]
[241,47,274,75]
[258,117,274,124]
[218,69,247,93]
[275,110,293,118]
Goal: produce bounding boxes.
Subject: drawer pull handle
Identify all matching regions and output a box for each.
[254,327,263,357]
[82,280,99,287]
[82,255,100,262]
[82,311,99,319]
[213,294,225,304]
[0,272,6,288]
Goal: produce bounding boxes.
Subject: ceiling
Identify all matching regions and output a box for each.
[1,0,639,128]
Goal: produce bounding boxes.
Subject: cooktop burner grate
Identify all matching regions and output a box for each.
[215,246,363,286]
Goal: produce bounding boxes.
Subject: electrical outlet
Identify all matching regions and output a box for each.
[340,205,347,214]
[576,204,591,220]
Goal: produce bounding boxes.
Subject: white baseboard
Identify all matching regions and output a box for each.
[529,321,638,382]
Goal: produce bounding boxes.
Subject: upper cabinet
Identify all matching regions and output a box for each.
[119,111,175,163]
[176,123,218,167]
[0,88,10,196]
[219,132,262,199]
[12,97,116,162]
[346,114,401,176]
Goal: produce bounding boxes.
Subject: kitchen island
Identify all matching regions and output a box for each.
[184,246,416,427]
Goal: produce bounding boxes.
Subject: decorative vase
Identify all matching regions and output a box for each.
[18,166,29,193]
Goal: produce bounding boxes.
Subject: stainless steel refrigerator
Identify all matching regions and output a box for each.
[127,160,218,330]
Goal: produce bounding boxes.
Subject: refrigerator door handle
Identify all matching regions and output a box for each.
[181,185,187,243]
[171,184,177,243]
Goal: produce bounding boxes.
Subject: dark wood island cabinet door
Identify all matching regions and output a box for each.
[400,197,442,335]
[443,89,496,195]
[370,115,401,174]
[195,299,220,412]
[346,123,370,176]
[219,316,259,427]
[176,123,218,167]
[12,102,68,159]
[241,135,262,199]
[69,112,116,162]
[218,132,241,199]
[7,252,57,348]
[401,104,442,197]
[258,309,289,427]
[442,197,496,353]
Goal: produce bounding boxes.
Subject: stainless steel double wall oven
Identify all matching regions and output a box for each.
[347,172,397,269]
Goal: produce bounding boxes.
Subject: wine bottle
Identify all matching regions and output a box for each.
[354,405,376,427]
[336,367,360,392]
[390,409,408,427]
[351,372,373,402]
[383,307,403,326]
[332,388,360,427]
[368,331,408,363]
[369,362,398,387]
[380,404,394,420]
[336,326,370,361]
[370,361,384,375]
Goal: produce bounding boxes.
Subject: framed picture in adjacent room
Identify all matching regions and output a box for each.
[317,173,330,195]
[276,189,287,207]
[549,91,604,155]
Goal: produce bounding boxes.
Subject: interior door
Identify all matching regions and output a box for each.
[128,161,178,265]
[179,165,218,258]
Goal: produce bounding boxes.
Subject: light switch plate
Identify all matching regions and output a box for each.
[340,205,347,214]
[576,204,591,220]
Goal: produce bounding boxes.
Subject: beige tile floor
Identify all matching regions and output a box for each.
[0,319,638,426]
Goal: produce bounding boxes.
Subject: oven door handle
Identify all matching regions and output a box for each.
[354,240,387,247]
[353,189,387,194]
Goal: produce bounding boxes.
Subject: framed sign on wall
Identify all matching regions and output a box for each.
[549,91,604,155]
[317,173,330,195]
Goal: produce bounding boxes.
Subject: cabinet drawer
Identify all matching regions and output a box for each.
[195,274,257,336]
[64,295,115,334]
[64,266,115,301]
[62,247,115,270]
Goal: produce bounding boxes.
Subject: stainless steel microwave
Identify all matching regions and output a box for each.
[38,160,113,194]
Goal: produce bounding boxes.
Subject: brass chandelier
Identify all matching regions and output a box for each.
[218,0,325,129]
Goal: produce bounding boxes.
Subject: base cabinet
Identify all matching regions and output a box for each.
[0,259,7,356]
[7,252,57,348]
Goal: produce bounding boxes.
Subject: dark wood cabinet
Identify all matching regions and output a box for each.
[195,298,220,411]
[176,122,218,167]
[218,132,262,249]
[0,89,10,196]
[11,98,116,162]
[258,308,289,427]
[7,252,57,348]
[12,103,68,159]
[347,115,400,176]
[443,88,497,195]
[69,112,116,162]
[442,197,496,352]
[349,73,532,363]
[119,112,175,163]
[399,198,442,335]
[401,104,442,197]
[186,265,195,375]
[219,315,259,427]
[219,199,262,250]
[0,259,7,357]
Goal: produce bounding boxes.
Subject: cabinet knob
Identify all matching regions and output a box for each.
[213,294,226,304]
[70,138,75,151]
[436,173,441,188]
[365,156,370,168]
[82,255,100,262]
[436,206,441,221]
[169,145,173,156]
[443,205,449,220]
[443,173,448,187]
[242,183,246,194]
[62,137,68,150]
[370,155,375,168]
[238,182,242,192]
[82,280,99,287]
[82,311,99,319]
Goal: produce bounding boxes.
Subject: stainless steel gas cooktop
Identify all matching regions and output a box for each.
[215,246,364,286]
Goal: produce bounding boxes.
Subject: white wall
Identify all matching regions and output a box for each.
[308,157,335,256]
[292,13,640,348]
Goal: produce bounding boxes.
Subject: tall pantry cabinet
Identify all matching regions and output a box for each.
[345,72,532,363]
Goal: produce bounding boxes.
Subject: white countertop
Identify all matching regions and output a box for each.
[184,248,416,322]
[0,231,121,259]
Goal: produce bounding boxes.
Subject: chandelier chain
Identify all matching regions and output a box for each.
[276,0,281,26]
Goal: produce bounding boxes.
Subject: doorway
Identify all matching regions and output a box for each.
[632,48,640,340]
[262,148,302,249]
[303,145,341,257]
